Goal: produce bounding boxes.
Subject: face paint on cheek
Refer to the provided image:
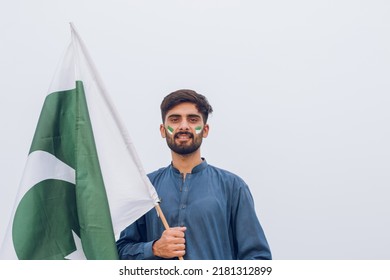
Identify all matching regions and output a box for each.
[166,126,174,135]
[195,126,203,134]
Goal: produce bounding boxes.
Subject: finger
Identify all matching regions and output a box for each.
[166,228,186,238]
[174,227,187,236]
[174,243,185,251]
[176,250,186,257]
[171,226,187,232]
[173,237,185,244]
[172,246,186,257]
[173,231,185,238]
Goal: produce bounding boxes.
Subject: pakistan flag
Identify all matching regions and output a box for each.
[12,81,117,260]
[0,24,159,260]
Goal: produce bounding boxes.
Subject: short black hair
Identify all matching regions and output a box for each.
[160,89,213,123]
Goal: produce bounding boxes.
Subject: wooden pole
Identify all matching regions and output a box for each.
[155,204,184,260]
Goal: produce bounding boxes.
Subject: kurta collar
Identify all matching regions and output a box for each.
[170,158,208,175]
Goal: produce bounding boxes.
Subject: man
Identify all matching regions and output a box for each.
[116,89,271,260]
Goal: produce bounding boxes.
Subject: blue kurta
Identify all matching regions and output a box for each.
[116,160,271,260]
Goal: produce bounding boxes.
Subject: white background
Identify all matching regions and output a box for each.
[1,0,389,259]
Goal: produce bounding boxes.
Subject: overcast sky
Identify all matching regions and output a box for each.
[1,0,389,259]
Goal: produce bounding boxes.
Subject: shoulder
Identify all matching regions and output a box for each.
[206,164,248,188]
[147,165,171,182]
[206,164,256,206]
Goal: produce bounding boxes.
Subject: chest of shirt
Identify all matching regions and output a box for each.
[153,172,234,227]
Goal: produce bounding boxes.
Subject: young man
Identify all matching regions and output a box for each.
[116,89,271,260]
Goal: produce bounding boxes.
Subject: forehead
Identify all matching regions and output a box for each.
[166,102,202,118]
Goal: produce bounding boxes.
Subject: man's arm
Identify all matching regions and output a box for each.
[116,216,187,260]
[116,216,156,260]
[232,181,272,260]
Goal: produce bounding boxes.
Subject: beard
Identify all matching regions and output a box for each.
[166,131,203,155]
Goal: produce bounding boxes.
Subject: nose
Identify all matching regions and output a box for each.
[178,119,190,131]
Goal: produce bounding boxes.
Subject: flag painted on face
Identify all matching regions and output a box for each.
[195,126,203,134]
[167,126,174,135]
[0,23,159,260]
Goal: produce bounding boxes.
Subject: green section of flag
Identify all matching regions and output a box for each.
[13,81,118,259]
[13,180,79,259]
[29,87,76,167]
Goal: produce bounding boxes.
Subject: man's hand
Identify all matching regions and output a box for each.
[152,227,187,259]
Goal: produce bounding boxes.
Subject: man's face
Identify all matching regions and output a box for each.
[160,102,209,155]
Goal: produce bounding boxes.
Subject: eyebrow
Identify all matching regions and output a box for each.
[167,114,202,119]
[187,114,202,119]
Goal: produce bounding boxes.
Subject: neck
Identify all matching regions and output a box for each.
[171,150,202,175]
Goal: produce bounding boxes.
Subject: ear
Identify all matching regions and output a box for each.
[202,124,209,138]
[160,124,166,138]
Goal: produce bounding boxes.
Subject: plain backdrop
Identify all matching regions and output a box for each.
[1,0,389,259]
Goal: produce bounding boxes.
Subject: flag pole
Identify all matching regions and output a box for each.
[155,204,184,260]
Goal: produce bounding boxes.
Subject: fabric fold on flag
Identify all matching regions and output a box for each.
[0,23,159,260]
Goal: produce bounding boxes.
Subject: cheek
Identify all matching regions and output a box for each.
[166,126,174,135]
[194,126,203,135]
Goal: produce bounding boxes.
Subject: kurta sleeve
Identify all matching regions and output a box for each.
[116,216,157,260]
[231,179,272,260]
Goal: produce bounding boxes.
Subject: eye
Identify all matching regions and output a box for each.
[189,117,200,123]
[169,117,180,123]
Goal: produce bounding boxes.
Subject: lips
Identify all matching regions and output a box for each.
[175,132,193,140]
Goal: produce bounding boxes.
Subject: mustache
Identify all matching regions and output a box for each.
[174,131,194,138]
